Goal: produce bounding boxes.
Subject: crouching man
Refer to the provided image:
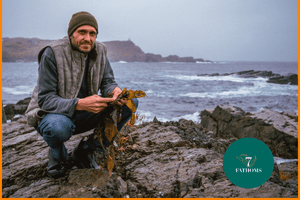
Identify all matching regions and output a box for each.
[25,11,138,178]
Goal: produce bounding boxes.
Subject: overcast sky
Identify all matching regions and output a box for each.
[2,0,298,61]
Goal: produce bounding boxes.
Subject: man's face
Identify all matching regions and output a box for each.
[70,25,97,54]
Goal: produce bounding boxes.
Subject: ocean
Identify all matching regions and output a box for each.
[2,61,298,122]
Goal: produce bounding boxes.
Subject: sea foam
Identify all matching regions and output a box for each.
[164,74,268,83]
[2,85,34,95]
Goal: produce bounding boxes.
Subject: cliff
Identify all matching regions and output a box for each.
[2,37,210,63]
[2,37,53,62]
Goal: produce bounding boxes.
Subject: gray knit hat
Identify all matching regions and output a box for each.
[68,11,98,36]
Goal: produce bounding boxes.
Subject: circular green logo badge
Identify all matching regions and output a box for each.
[223,137,274,188]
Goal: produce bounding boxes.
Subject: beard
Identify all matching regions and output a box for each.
[70,36,95,54]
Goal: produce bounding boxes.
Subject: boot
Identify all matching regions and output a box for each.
[71,138,101,169]
[47,148,65,178]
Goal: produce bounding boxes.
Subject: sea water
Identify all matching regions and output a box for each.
[2,61,298,122]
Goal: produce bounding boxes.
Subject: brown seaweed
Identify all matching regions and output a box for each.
[93,88,146,175]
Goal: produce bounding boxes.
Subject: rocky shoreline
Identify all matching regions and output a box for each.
[2,99,298,198]
[197,70,298,85]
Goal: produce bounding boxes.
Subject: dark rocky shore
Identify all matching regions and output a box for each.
[198,70,298,85]
[2,98,298,198]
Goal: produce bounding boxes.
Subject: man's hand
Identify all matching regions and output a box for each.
[112,87,128,106]
[75,95,115,113]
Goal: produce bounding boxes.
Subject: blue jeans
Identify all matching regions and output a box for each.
[37,99,138,162]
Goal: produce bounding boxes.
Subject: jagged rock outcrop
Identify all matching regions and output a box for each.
[197,70,298,85]
[2,105,298,198]
[3,97,31,121]
[200,105,298,159]
[267,74,298,85]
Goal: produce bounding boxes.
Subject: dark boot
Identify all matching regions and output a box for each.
[47,148,65,178]
[71,138,101,169]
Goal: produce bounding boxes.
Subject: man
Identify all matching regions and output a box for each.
[25,11,138,178]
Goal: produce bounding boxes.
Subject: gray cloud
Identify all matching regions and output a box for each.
[2,0,298,61]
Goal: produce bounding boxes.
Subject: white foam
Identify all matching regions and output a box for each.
[171,111,201,122]
[134,110,201,124]
[274,157,298,165]
[196,61,214,64]
[156,117,171,122]
[180,86,261,98]
[145,89,154,94]
[161,61,179,64]
[136,110,152,117]
[2,85,34,95]
[118,61,127,63]
[179,76,297,99]
[13,114,22,118]
[215,62,229,64]
[164,74,267,83]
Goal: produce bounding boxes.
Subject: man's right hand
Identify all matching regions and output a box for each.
[75,95,115,113]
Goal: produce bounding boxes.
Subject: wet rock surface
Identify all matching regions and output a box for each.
[2,105,298,198]
[3,97,31,121]
[200,105,298,159]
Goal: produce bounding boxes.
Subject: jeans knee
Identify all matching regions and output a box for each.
[38,114,75,144]
[51,124,74,142]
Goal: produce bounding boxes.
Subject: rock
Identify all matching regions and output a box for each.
[200,105,298,159]
[282,111,298,122]
[127,180,138,197]
[237,70,279,78]
[116,176,128,195]
[178,57,195,62]
[152,116,161,124]
[195,58,205,62]
[145,53,163,62]
[126,147,224,197]
[196,70,297,85]
[3,97,31,120]
[278,161,298,182]
[2,110,298,198]
[162,55,180,62]
[68,169,111,188]
[3,103,7,123]
[16,97,32,105]
[4,104,15,119]
[9,179,60,198]
[267,74,298,85]
[268,163,283,185]
[13,105,28,115]
[2,117,92,189]
[2,185,20,198]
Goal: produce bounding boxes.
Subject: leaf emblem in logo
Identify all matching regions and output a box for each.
[236,154,257,168]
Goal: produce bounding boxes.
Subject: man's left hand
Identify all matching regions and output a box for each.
[112,87,128,106]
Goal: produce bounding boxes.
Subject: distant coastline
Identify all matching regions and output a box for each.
[2,37,212,63]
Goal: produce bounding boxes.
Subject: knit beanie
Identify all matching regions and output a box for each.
[68,11,98,36]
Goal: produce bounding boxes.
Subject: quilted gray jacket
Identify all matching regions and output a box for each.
[25,36,118,128]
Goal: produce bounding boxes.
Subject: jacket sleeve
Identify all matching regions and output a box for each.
[38,47,78,118]
[99,58,119,97]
